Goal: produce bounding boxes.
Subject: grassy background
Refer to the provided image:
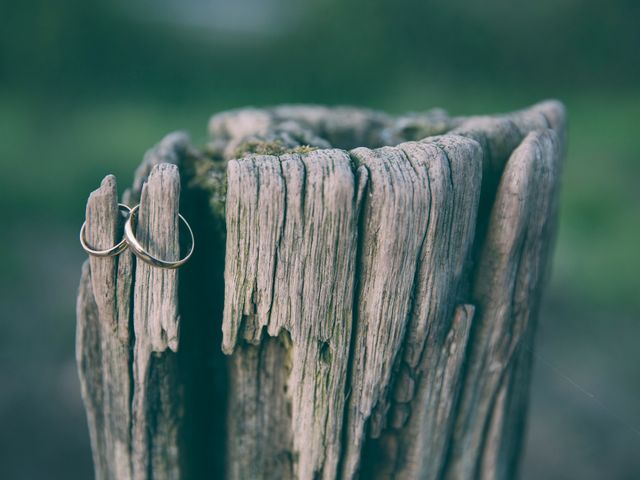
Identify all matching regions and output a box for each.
[1,0,639,478]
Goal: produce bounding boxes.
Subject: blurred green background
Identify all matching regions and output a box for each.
[1,0,638,478]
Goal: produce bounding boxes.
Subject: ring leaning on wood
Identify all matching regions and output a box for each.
[124,203,195,269]
[79,203,131,257]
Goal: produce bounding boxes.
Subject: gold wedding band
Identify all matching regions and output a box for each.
[80,203,132,257]
[124,204,194,269]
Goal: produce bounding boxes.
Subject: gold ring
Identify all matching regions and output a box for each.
[80,203,132,257]
[124,204,194,269]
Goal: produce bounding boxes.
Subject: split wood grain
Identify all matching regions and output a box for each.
[342,143,440,479]
[223,149,366,480]
[77,175,134,480]
[445,129,563,480]
[131,163,184,480]
[358,136,483,480]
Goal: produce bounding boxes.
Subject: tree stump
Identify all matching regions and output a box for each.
[76,101,566,480]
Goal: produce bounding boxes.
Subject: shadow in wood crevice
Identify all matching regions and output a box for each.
[176,179,228,478]
[227,331,295,480]
[335,159,369,480]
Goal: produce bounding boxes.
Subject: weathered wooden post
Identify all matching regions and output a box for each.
[76,101,566,479]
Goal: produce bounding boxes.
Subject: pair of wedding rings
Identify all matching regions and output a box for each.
[79,204,194,269]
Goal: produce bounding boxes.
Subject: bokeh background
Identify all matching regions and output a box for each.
[1,0,639,478]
